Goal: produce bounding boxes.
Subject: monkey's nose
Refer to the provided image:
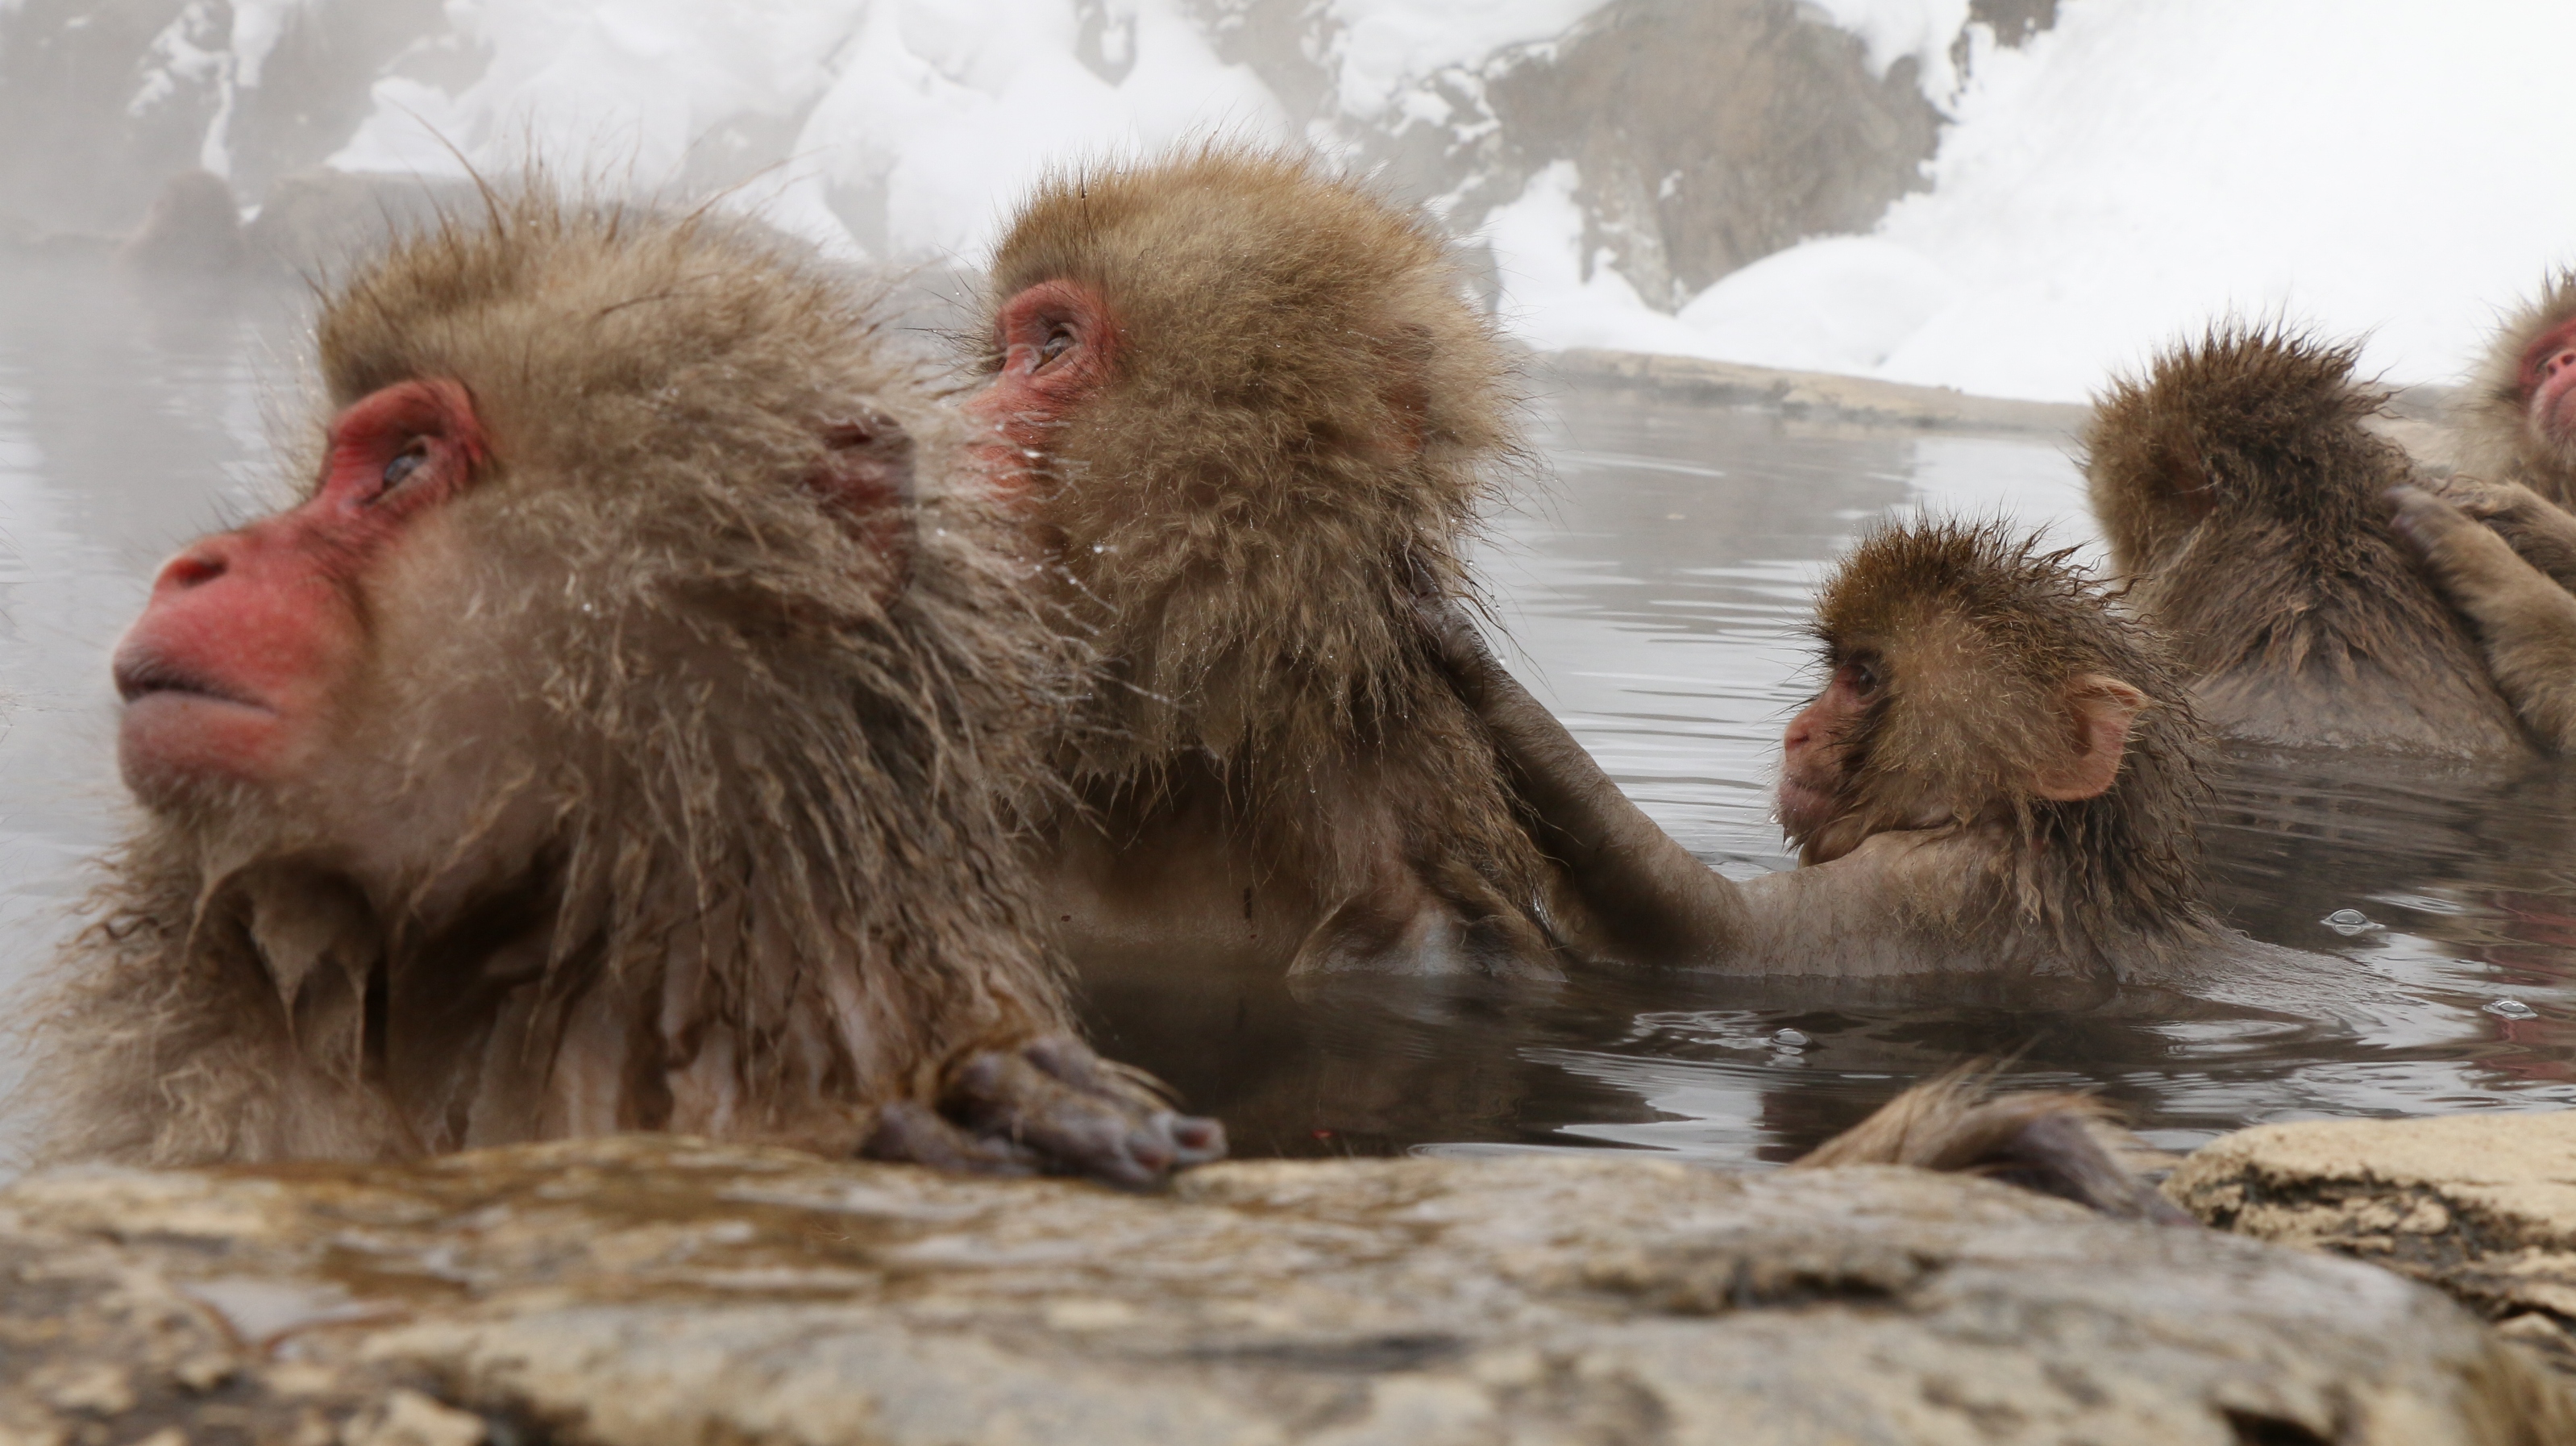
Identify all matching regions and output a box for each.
[2547,348,2576,382]
[152,542,229,592]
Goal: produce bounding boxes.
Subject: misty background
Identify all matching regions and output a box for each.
[3,0,2573,402]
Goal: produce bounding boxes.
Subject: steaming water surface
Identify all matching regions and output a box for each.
[4,254,2573,1167]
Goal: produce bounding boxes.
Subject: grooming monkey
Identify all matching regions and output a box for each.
[26,190,1219,1186]
[970,148,1568,980]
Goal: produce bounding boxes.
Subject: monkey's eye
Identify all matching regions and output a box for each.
[1839,658,1884,696]
[1038,325,1075,365]
[375,442,430,500]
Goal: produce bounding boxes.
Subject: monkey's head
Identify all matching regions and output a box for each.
[2084,323,2524,752]
[966,147,1511,765]
[2463,272,2576,501]
[2084,324,2407,588]
[112,195,1026,920]
[1782,520,2210,936]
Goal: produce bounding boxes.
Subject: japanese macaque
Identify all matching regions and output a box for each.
[969,148,1564,980]
[2082,325,2530,755]
[2384,278,2576,750]
[1423,517,2238,981]
[1793,1071,2187,1224]
[2456,272,2576,508]
[22,192,1219,1186]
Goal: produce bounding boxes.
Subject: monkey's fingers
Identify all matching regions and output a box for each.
[2429,472,2528,517]
[1406,589,1502,702]
[2423,476,2576,592]
[861,1099,1044,1177]
[2391,484,2576,747]
[1019,1034,1227,1168]
[2391,484,2527,599]
[947,1040,1227,1190]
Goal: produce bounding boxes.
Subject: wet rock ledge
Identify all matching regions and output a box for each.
[2171,1109,2576,1375]
[6,1137,2572,1445]
[1544,349,2092,436]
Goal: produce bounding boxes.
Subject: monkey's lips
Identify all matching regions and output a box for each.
[114,650,269,713]
[113,646,290,801]
[1774,771,1839,846]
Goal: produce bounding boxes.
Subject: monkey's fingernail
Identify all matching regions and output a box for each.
[1127,1133,1174,1173]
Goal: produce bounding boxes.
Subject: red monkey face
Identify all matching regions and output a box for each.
[2519,314,2576,451]
[113,379,486,806]
[1776,638,2144,866]
[966,277,1118,489]
[1776,654,1882,850]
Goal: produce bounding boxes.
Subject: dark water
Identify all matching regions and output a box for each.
[4,254,2572,1170]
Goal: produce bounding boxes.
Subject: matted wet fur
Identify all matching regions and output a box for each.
[1803,519,2220,969]
[2084,323,2527,755]
[1795,1070,2187,1224]
[22,192,1103,1166]
[980,148,1560,975]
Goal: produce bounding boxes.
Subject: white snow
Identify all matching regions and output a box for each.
[1503,0,2576,401]
[329,0,1287,261]
[1322,0,1611,118]
[1801,0,1971,102]
[300,0,2576,402]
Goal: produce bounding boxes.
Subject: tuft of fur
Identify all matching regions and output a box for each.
[980,147,1556,965]
[2458,271,2576,505]
[1805,518,2218,966]
[2084,323,2524,754]
[25,190,1076,1165]
[1796,1070,2187,1224]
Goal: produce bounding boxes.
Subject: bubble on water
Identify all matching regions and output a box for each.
[2321,908,2383,936]
[2484,998,2540,1020]
[1772,1028,1810,1047]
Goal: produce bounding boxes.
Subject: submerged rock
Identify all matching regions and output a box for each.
[2169,1108,2576,1372]
[2,1136,2567,1444]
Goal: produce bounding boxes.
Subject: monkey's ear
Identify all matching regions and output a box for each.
[2029,674,2149,801]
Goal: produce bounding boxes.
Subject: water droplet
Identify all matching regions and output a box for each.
[2321,908,2382,936]
[2485,998,2540,1020]
[1773,1028,1810,1047]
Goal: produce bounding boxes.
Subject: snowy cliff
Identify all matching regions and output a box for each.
[2,0,2570,401]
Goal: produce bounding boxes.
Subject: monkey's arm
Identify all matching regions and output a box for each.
[2391,484,2576,748]
[2430,474,2576,592]
[1415,597,1751,967]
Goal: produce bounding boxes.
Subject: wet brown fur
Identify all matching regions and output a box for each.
[25,192,1078,1165]
[2459,271,2576,505]
[1795,1070,2184,1224]
[982,148,1559,974]
[2084,323,2526,755]
[1802,519,2219,968]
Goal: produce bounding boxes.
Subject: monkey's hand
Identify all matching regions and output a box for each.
[2424,473,2576,592]
[2389,484,2576,749]
[1405,565,1501,707]
[864,1034,1226,1190]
